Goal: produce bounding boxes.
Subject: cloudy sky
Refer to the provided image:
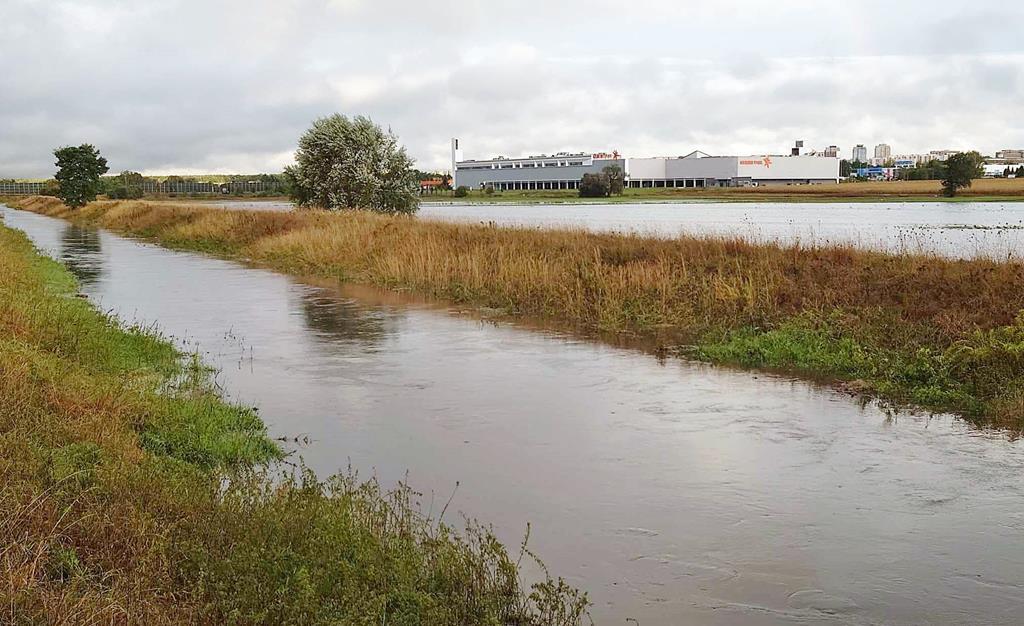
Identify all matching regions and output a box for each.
[1,0,1022,177]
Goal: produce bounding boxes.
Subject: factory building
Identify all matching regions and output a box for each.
[451,143,624,191]
[451,140,840,190]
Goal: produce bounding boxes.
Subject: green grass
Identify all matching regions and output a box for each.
[697,309,1024,419]
[15,196,1024,429]
[0,222,588,625]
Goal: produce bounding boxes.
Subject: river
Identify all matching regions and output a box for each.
[3,204,1023,625]
[203,199,1024,259]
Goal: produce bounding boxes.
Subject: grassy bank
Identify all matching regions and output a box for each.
[10,196,1024,428]
[0,218,587,624]
[422,178,1024,204]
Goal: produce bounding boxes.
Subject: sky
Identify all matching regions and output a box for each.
[1,0,1023,177]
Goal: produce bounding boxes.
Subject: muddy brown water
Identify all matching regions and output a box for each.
[3,205,1024,625]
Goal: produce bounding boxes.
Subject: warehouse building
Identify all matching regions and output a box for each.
[450,140,624,191]
[451,140,840,190]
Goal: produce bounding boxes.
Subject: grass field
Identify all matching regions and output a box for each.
[0,217,587,624]
[10,196,1024,429]
[423,178,1024,204]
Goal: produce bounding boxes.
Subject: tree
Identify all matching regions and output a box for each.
[840,159,852,178]
[941,151,984,197]
[579,173,610,198]
[282,165,313,206]
[453,186,469,198]
[53,144,108,207]
[1017,166,1024,178]
[602,164,625,195]
[286,114,419,214]
[107,171,144,199]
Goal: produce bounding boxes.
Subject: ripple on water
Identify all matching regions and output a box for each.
[786,589,860,615]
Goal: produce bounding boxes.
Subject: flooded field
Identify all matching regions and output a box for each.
[4,204,1024,625]
[205,199,1024,259]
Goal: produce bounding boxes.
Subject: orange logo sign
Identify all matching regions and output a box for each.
[739,157,773,168]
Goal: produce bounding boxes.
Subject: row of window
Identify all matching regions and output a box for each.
[459,160,588,171]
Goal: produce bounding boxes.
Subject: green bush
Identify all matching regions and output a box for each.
[578,173,610,198]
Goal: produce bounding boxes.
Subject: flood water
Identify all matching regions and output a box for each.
[207,199,1024,259]
[4,205,1024,625]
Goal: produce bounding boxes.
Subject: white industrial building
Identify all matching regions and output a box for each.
[451,140,840,190]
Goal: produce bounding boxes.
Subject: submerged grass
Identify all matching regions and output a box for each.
[0,221,588,624]
[11,196,1024,428]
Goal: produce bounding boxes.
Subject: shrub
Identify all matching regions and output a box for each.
[285,114,419,214]
[578,173,610,198]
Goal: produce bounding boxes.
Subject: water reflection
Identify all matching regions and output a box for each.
[59,223,104,286]
[298,290,392,350]
[4,205,1024,626]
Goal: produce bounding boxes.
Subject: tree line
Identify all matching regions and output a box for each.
[45,115,425,212]
[840,152,986,197]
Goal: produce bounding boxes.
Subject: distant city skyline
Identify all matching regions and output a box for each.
[1,0,1023,177]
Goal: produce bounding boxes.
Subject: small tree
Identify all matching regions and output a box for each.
[602,164,625,195]
[1017,166,1024,178]
[53,144,109,207]
[286,114,419,214]
[107,171,144,199]
[579,173,610,198]
[941,151,984,197]
[453,185,469,198]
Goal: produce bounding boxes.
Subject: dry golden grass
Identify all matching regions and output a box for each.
[12,196,1024,425]
[14,196,1024,334]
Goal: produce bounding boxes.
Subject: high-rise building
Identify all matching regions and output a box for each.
[874,143,891,160]
[824,145,839,158]
[852,144,868,163]
[928,150,957,161]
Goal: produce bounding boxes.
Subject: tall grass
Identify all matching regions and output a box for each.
[0,221,588,624]
[12,196,1024,427]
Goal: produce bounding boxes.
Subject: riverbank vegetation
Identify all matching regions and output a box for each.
[10,196,1024,429]
[0,218,588,624]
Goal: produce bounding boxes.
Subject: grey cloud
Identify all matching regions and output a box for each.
[1,0,1022,177]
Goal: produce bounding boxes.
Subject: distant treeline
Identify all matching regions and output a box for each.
[3,170,454,198]
[1,173,289,198]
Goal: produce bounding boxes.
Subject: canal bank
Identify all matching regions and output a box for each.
[10,196,1024,427]
[0,213,586,625]
[3,204,1024,625]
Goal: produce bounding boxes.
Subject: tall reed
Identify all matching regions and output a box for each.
[12,196,1024,426]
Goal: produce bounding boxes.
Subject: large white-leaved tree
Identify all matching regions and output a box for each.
[285,115,419,214]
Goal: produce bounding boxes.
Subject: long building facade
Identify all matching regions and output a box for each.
[451,140,840,190]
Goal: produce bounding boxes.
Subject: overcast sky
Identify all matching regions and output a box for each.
[1,0,1022,177]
